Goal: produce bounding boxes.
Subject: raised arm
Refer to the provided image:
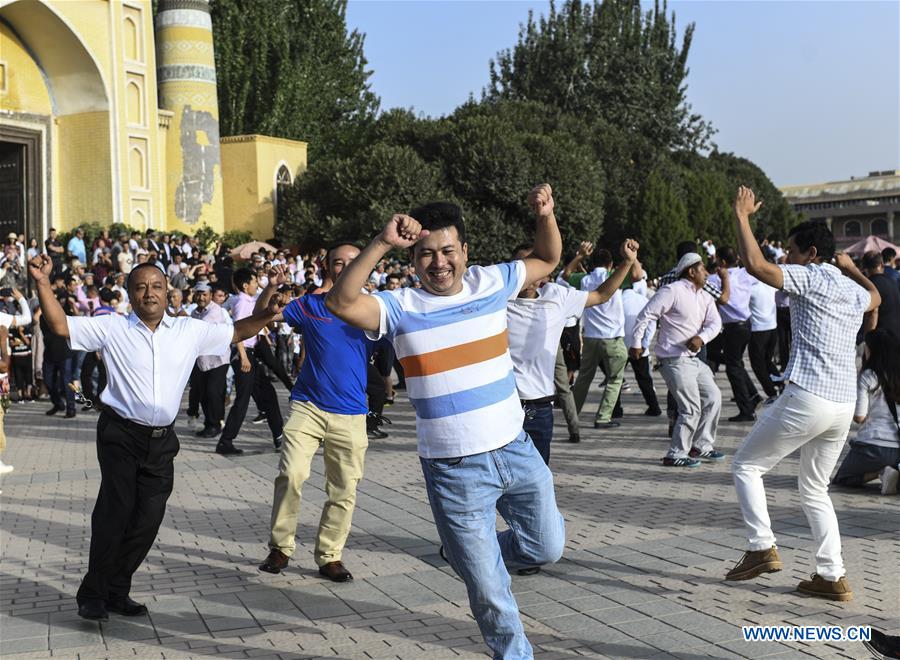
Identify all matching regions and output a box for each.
[733,186,783,289]
[521,184,562,287]
[232,293,285,345]
[254,265,287,322]
[562,242,593,282]
[28,255,68,338]
[5,289,31,327]
[834,252,881,313]
[586,240,639,308]
[326,215,427,332]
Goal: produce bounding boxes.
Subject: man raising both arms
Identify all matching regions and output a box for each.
[326,184,566,659]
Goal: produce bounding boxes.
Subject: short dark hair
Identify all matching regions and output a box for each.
[232,267,256,292]
[99,288,116,303]
[676,241,699,259]
[718,246,738,267]
[861,251,883,271]
[126,262,167,292]
[64,275,78,287]
[595,249,613,268]
[326,241,361,267]
[788,221,834,261]
[409,202,466,246]
[882,247,897,262]
[386,273,402,283]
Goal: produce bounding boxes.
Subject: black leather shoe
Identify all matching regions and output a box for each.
[728,414,756,423]
[77,599,109,621]
[45,406,62,416]
[106,595,148,616]
[568,433,580,443]
[318,561,353,582]
[593,420,620,429]
[517,566,542,576]
[644,407,662,417]
[259,548,289,574]
[215,443,244,456]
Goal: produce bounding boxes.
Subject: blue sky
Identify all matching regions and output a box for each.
[345,1,899,187]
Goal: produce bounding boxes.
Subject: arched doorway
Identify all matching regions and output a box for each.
[0,0,111,247]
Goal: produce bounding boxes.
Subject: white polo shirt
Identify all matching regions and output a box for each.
[507,283,588,400]
[67,312,233,427]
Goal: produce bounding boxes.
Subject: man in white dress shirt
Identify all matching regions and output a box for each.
[29,255,286,622]
[507,240,640,464]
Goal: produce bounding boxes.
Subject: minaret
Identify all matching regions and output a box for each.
[155,0,225,232]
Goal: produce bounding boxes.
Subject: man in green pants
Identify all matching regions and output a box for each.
[571,248,640,429]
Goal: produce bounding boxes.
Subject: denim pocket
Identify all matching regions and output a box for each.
[427,456,465,471]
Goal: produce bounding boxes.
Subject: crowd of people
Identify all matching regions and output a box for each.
[0,184,898,659]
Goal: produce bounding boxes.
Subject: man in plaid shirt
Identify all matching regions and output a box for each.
[724,186,881,602]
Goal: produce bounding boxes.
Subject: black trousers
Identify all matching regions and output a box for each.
[253,338,293,391]
[220,348,284,444]
[366,362,386,416]
[776,306,792,371]
[615,355,660,413]
[77,412,178,603]
[748,329,780,397]
[81,352,107,406]
[723,321,759,416]
[188,363,228,430]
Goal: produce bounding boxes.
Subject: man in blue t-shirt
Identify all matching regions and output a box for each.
[255,245,372,583]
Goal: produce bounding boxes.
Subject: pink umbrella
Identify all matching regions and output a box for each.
[229,240,277,261]
[843,235,899,257]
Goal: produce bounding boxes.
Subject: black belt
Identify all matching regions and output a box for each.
[521,395,555,406]
[724,320,751,327]
[102,408,173,438]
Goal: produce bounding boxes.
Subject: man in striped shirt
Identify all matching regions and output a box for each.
[327,184,565,659]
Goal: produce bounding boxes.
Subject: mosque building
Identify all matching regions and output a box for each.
[0,0,306,246]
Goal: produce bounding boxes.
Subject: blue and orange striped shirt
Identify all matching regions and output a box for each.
[370,262,527,458]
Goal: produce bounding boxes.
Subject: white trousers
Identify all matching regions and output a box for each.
[731,383,854,580]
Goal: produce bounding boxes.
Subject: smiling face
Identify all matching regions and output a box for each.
[128,265,168,324]
[412,226,468,296]
[326,244,361,282]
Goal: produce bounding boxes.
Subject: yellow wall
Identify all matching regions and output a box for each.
[0,23,53,115]
[57,112,113,228]
[221,135,308,240]
[0,1,307,241]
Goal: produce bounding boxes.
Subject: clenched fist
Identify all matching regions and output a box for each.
[379,214,430,249]
[528,184,555,218]
[621,239,640,262]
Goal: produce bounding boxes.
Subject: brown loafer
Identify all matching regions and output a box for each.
[259,548,290,574]
[318,561,353,582]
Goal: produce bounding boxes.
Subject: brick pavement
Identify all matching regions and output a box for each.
[1,371,897,659]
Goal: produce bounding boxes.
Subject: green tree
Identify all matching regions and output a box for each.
[488,0,714,152]
[210,0,379,160]
[632,166,691,277]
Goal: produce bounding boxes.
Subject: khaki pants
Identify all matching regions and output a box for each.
[572,337,627,423]
[269,400,367,566]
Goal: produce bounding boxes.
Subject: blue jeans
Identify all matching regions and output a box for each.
[522,402,554,465]
[421,431,566,659]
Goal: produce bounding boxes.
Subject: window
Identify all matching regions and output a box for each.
[844,220,861,238]
[871,218,888,236]
[276,165,292,188]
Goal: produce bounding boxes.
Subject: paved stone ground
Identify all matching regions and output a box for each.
[1,370,897,659]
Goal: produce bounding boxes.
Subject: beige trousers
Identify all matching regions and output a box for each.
[268,400,367,566]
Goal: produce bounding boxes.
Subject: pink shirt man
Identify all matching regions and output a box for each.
[631,279,722,359]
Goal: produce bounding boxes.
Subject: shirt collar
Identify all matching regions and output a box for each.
[128,311,176,329]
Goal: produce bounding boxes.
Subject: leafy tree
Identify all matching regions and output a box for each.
[631,165,691,277]
[210,0,379,160]
[706,151,799,241]
[488,0,714,152]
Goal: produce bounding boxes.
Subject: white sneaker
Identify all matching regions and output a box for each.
[187,415,199,430]
[0,462,14,476]
[880,465,899,496]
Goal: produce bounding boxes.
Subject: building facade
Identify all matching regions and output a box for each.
[780,170,899,246]
[0,0,305,247]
